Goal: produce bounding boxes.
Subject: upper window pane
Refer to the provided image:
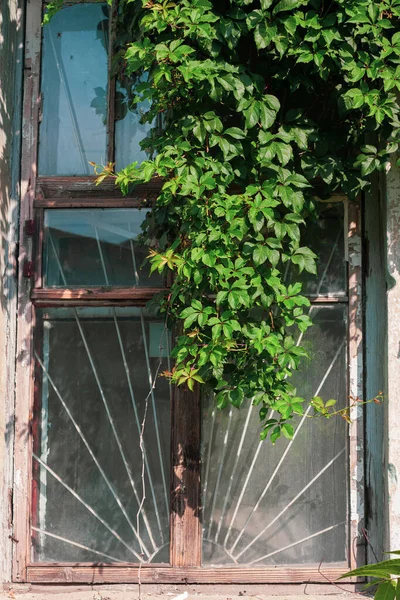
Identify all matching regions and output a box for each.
[286,202,346,296]
[115,77,154,171]
[43,209,162,287]
[38,4,109,175]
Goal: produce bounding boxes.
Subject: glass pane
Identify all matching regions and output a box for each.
[38,4,108,175]
[32,307,171,563]
[286,202,346,296]
[202,305,347,566]
[115,77,154,170]
[43,209,162,287]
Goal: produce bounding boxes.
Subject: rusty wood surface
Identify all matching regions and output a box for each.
[13,0,43,583]
[347,199,365,570]
[25,564,354,584]
[170,384,202,567]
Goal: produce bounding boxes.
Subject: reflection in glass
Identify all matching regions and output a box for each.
[287,202,346,296]
[32,308,171,563]
[115,77,155,171]
[43,209,162,287]
[39,4,109,175]
[202,305,348,566]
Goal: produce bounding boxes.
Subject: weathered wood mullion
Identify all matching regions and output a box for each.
[36,175,164,199]
[25,564,354,584]
[170,383,202,567]
[34,198,150,209]
[31,287,166,307]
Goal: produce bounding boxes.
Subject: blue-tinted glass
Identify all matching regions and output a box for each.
[114,76,154,170]
[39,4,109,175]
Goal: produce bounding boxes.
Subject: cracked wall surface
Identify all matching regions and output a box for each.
[0,0,23,583]
[385,156,400,553]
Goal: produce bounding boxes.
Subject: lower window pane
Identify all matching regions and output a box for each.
[32,307,171,563]
[202,305,348,566]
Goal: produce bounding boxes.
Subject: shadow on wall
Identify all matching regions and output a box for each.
[0,0,21,316]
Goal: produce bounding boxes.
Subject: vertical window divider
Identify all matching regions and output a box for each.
[34,209,44,289]
[170,381,202,567]
[106,0,117,166]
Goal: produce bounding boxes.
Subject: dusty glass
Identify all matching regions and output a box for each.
[32,307,171,563]
[38,4,108,175]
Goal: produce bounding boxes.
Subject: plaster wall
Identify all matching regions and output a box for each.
[0,0,23,583]
[386,158,400,553]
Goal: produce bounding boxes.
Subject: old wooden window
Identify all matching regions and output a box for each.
[13,0,364,585]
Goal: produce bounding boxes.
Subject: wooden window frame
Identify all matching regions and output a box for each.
[12,0,364,584]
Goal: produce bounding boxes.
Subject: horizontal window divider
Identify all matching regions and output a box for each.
[34,197,151,209]
[36,176,164,200]
[309,296,348,304]
[26,564,355,584]
[31,287,166,307]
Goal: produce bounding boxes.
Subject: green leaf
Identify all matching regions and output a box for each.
[272,0,303,16]
[244,101,261,128]
[225,127,246,139]
[260,104,277,129]
[368,2,379,23]
[281,422,294,439]
[229,387,245,407]
[260,0,273,8]
[253,245,269,266]
[264,94,280,112]
[374,581,396,600]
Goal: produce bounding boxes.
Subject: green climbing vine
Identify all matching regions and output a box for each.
[49,0,398,442]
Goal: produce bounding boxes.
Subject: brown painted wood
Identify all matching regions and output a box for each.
[34,197,149,208]
[26,564,354,584]
[31,287,166,307]
[36,176,164,199]
[170,384,202,567]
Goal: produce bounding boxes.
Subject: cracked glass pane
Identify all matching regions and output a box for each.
[32,307,171,563]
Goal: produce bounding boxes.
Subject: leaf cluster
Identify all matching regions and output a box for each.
[37,0,400,441]
[106,0,400,442]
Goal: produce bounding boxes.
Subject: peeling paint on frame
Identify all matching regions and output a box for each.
[347,199,365,570]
